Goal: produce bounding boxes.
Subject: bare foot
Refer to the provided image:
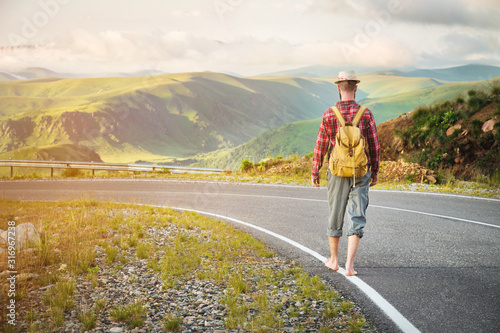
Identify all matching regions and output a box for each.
[324,258,339,271]
[345,270,358,276]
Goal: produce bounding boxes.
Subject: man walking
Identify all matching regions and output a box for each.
[311,70,380,276]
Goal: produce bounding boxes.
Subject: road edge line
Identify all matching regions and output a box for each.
[370,205,500,229]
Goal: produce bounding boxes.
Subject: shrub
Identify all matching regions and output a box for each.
[61,168,83,177]
[489,81,500,101]
[427,149,445,170]
[240,159,253,172]
[467,89,489,115]
[110,300,146,328]
[470,119,483,138]
[163,314,182,331]
[42,279,75,311]
[77,308,97,330]
[136,242,151,259]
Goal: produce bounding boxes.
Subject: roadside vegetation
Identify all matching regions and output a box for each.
[0,200,377,332]
[392,83,500,183]
[1,85,499,198]
[1,150,499,198]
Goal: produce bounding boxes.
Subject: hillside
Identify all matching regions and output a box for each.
[197,78,499,171]
[0,73,336,163]
[223,84,499,186]
[1,66,498,167]
[0,143,103,162]
[377,84,500,180]
[316,72,494,123]
[360,79,492,123]
[196,119,319,170]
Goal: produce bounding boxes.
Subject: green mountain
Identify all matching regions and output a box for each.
[0,72,337,163]
[197,77,498,170]
[258,64,500,81]
[0,143,103,162]
[196,118,320,170]
[360,78,492,123]
[2,66,498,168]
[0,72,18,81]
[317,71,493,123]
[405,64,500,82]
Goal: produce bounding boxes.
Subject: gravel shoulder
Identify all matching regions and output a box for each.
[1,202,380,333]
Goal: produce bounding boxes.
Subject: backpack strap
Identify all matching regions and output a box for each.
[352,106,367,127]
[331,106,346,127]
[332,106,366,127]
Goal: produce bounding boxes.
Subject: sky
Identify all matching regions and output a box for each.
[1,0,499,76]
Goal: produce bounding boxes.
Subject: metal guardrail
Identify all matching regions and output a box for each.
[0,159,226,178]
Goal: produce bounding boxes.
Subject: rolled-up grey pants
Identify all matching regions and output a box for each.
[327,170,371,238]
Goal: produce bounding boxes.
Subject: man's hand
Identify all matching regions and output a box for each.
[312,175,320,187]
[369,173,378,187]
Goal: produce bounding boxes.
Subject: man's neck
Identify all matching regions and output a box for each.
[340,92,356,101]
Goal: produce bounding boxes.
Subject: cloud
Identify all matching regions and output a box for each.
[436,32,500,64]
[0,28,419,74]
[398,0,500,29]
[0,0,498,76]
[306,0,500,29]
[54,29,230,71]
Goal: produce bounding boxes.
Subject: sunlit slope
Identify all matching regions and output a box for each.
[0,143,103,162]
[0,72,336,162]
[197,77,498,169]
[361,79,492,123]
[356,71,448,98]
[196,118,321,170]
[321,71,454,100]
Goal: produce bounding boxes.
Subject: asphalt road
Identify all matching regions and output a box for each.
[1,179,499,333]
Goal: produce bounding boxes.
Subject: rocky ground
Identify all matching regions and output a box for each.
[377,101,499,181]
[4,210,377,333]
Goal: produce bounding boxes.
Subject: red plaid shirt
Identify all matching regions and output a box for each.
[312,100,380,179]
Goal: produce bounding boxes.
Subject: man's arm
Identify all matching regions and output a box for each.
[364,109,380,187]
[312,116,330,187]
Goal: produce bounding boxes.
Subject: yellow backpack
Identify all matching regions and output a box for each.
[328,106,368,186]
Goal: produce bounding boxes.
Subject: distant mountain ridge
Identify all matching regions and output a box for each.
[3,64,499,82]
[404,64,500,82]
[0,72,336,163]
[258,64,500,82]
[1,64,499,167]
[0,67,168,81]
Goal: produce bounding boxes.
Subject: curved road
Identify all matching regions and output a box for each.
[1,179,499,332]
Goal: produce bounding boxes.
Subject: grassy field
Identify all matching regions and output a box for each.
[0,200,376,332]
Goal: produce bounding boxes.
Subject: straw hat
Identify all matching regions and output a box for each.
[335,70,360,84]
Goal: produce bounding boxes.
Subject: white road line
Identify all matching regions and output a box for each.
[370,205,500,230]
[149,191,500,230]
[5,178,498,202]
[150,204,422,333]
[371,189,500,202]
[6,185,498,229]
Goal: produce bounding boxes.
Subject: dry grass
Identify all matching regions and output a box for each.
[0,199,375,332]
